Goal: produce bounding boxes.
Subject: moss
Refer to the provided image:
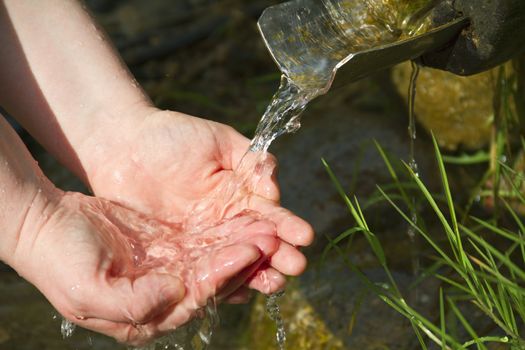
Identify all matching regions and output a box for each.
[243,279,344,350]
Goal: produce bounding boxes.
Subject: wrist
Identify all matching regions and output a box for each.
[76,101,159,190]
[0,176,60,272]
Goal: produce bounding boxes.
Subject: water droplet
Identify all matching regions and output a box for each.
[61,318,76,338]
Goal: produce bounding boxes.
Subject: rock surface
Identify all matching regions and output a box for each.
[392,61,495,151]
[245,259,440,350]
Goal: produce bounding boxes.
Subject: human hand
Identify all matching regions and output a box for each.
[12,189,280,346]
[84,108,314,295]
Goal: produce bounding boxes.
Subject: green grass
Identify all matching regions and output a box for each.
[322,135,525,349]
[321,57,525,349]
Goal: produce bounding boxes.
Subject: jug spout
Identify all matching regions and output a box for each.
[257,0,468,93]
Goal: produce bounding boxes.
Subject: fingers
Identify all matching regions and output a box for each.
[269,241,307,276]
[247,267,287,295]
[152,243,264,333]
[195,244,262,297]
[214,214,280,257]
[68,243,267,345]
[220,124,251,171]
[59,272,186,347]
[72,318,150,347]
[223,286,253,304]
[246,152,280,202]
[250,197,314,247]
[63,272,185,326]
[221,130,281,202]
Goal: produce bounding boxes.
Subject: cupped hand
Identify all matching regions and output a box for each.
[14,190,281,346]
[86,109,314,293]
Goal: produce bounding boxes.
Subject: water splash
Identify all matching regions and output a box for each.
[61,318,76,339]
[133,299,219,350]
[266,291,287,350]
[250,76,319,153]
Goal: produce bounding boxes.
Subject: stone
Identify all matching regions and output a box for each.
[392,61,495,150]
[244,259,440,350]
[271,93,437,251]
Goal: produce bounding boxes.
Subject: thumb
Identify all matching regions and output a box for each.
[68,272,186,326]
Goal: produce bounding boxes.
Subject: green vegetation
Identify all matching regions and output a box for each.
[323,133,525,349]
[322,56,525,349]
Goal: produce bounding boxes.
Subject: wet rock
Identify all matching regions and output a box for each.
[245,259,440,350]
[392,61,495,151]
[0,271,122,350]
[85,0,121,13]
[271,93,437,251]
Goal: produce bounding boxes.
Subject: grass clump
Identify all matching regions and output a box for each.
[322,134,525,349]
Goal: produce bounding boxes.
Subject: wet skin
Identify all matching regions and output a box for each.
[0,115,305,346]
[85,108,314,292]
[18,192,282,346]
[0,0,314,345]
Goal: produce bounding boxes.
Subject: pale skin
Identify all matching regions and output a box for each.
[0,0,314,346]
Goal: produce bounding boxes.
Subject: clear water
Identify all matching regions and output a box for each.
[407,60,421,304]
[61,318,76,339]
[57,2,440,349]
[408,60,420,178]
[265,291,287,350]
[133,299,219,350]
[250,76,319,153]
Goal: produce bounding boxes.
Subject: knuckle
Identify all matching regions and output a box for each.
[126,302,152,325]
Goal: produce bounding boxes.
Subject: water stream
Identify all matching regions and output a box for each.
[407,60,421,304]
[58,2,440,349]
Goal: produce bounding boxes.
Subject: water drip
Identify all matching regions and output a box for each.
[265,291,287,350]
[60,318,76,339]
[408,60,421,178]
[407,60,421,304]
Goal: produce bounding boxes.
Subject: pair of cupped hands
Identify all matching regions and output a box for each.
[16,108,313,346]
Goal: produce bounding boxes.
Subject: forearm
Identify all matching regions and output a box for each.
[0,0,154,184]
[0,117,57,268]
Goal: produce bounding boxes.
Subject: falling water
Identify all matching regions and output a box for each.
[250,76,319,153]
[61,318,76,339]
[265,290,287,350]
[407,60,421,304]
[134,299,219,350]
[55,1,443,349]
[246,77,320,350]
[408,60,420,178]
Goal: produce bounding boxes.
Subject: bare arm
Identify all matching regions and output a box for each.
[0,0,154,185]
[0,116,54,268]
